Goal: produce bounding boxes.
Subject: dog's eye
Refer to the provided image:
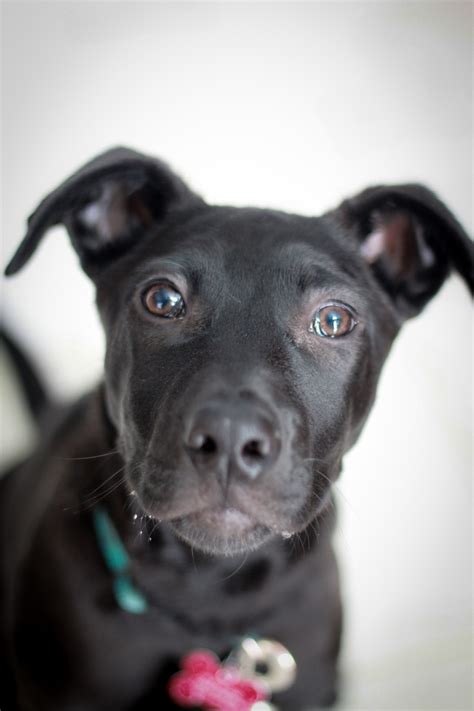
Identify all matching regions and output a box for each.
[312,303,357,338]
[143,283,185,318]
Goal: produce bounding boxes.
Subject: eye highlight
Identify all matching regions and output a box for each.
[143,282,185,319]
[312,302,358,338]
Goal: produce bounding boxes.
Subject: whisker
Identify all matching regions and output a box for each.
[301,459,355,513]
[135,513,148,542]
[81,465,126,502]
[218,552,249,583]
[78,477,126,512]
[301,455,328,465]
[56,449,120,462]
[65,469,127,514]
[147,519,161,543]
[124,491,139,514]
[190,545,198,572]
[305,478,352,553]
[307,518,320,544]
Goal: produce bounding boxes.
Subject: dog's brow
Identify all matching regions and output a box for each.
[294,266,352,292]
[142,243,225,275]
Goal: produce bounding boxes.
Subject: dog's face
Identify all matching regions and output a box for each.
[6,148,473,555]
[96,207,397,555]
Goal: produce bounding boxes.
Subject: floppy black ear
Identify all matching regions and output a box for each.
[334,184,473,318]
[5,147,202,278]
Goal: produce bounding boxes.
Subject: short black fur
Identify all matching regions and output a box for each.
[1,147,472,710]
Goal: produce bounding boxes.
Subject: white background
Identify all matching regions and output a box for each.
[1,2,472,709]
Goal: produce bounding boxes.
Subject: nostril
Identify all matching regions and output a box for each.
[188,429,219,454]
[200,436,217,454]
[242,439,267,461]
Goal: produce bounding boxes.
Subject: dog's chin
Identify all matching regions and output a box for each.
[169,507,274,556]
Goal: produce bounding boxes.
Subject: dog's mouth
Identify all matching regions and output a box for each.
[168,506,275,556]
[192,506,255,531]
[130,454,322,555]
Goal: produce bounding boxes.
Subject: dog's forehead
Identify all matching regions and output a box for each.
[138,205,353,283]
[172,205,334,253]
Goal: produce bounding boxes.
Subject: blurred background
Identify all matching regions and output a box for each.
[1,2,472,709]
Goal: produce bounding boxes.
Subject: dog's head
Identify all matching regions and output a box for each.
[6,148,473,555]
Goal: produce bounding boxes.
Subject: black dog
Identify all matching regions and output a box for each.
[1,147,472,711]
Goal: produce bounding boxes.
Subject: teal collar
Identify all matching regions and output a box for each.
[93,506,149,614]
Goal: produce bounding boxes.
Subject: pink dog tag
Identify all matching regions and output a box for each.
[168,650,270,711]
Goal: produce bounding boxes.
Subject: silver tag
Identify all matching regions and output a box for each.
[234,637,297,695]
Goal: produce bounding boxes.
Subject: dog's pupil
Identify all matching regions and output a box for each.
[325,310,343,334]
[154,288,177,309]
[152,286,182,315]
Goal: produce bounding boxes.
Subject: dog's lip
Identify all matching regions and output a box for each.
[137,488,257,528]
[168,505,276,555]
[206,506,253,527]
[137,486,296,536]
[178,506,255,532]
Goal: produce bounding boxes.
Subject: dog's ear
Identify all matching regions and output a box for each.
[5,147,202,278]
[333,184,473,318]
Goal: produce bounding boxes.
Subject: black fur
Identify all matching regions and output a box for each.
[1,147,472,710]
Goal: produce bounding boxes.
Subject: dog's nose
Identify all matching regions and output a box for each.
[185,401,280,482]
